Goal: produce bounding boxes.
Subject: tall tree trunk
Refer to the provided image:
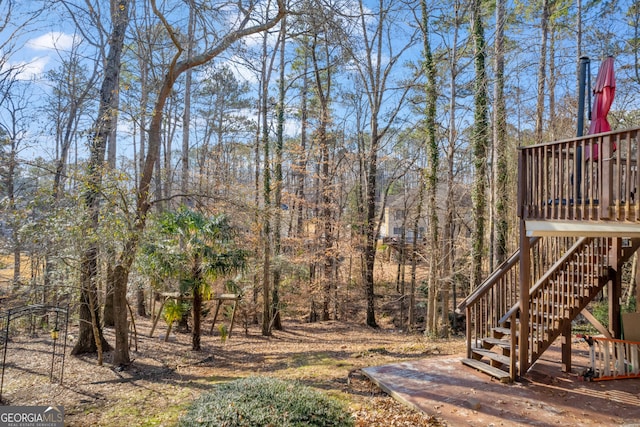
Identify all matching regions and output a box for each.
[103,260,115,327]
[421,0,442,337]
[3,107,21,288]
[261,29,273,336]
[576,0,582,91]
[72,0,129,358]
[355,0,413,328]
[535,0,550,145]
[442,0,460,334]
[493,0,508,267]
[295,45,309,238]
[470,0,489,291]
[272,16,286,330]
[364,132,379,328]
[181,8,194,205]
[109,0,284,363]
[409,172,426,330]
[74,247,111,357]
[136,286,146,317]
[396,198,408,328]
[137,55,148,187]
[112,262,129,364]
[192,256,202,351]
[252,94,262,326]
[321,120,333,323]
[548,24,557,141]
[134,47,149,320]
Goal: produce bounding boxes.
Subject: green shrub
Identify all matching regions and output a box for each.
[624,296,636,313]
[179,376,354,427]
[591,300,609,329]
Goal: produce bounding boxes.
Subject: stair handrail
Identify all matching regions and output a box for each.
[457,237,540,313]
[498,237,592,325]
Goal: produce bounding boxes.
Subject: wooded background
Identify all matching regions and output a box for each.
[1,0,639,364]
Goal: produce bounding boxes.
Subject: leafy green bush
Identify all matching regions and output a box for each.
[624,296,636,314]
[591,300,609,329]
[591,297,636,331]
[179,376,354,427]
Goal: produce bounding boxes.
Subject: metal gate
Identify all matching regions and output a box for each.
[0,304,69,402]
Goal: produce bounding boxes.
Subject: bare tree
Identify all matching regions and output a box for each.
[534,0,550,145]
[420,0,440,336]
[0,82,31,287]
[73,0,130,361]
[493,0,508,267]
[470,0,489,291]
[109,0,286,359]
[308,9,337,322]
[347,0,418,327]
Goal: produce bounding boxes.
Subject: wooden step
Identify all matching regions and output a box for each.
[492,326,513,336]
[462,358,511,383]
[471,347,511,366]
[482,337,512,350]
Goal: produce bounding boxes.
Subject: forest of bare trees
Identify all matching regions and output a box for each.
[1,0,640,363]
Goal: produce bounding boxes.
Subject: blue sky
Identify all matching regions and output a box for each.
[3,0,640,167]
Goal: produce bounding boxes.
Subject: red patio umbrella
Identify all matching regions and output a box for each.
[588,56,616,160]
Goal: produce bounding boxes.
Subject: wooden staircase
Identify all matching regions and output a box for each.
[457,128,640,382]
[458,236,640,382]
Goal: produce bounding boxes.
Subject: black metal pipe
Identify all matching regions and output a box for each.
[576,56,590,200]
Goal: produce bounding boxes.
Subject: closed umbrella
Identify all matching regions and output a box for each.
[588,56,616,160]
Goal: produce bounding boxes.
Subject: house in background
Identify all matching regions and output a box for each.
[378,193,427,244]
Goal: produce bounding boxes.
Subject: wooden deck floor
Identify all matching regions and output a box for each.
[362,339,640,426]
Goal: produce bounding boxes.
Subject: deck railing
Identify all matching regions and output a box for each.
[519,127,640,222]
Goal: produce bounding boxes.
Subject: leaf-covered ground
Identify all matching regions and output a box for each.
[0,315,461,426]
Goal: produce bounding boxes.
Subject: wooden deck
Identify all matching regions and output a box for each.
[519,127,640,228]
[362,342,640,425]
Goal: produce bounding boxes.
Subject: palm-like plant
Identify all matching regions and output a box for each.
[150,208,246,351]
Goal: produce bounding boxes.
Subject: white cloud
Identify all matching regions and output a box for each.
[26,32,77,52]
[4,56,50,80]
[227,57,259,84]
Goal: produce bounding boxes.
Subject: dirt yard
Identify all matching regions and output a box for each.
[0,315,459,426]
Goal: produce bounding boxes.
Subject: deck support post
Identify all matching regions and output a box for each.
[561,321,572,373]
[518,219,530,376]
[609,238,622,338]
